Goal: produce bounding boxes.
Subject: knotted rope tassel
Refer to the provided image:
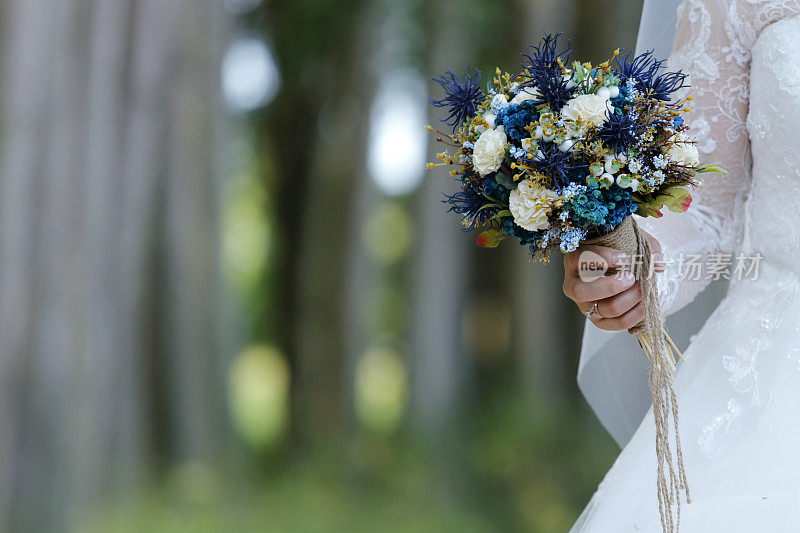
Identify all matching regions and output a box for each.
[585,217,690,533]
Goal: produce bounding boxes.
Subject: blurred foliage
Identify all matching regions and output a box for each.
[222,157,271,300]
[79,452,492,533]
[354,347,408,435]
[79,381,616,533]
[229,345,290,450]
[80,0,633,530]
[362,202,413,266]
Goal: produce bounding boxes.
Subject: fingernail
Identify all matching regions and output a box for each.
[611,252,626,264]
[621,272,636,286]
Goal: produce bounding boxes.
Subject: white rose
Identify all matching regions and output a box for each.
[510,87,540,105]
[472,127,508,176]
[508,179,559,231]
[666,133,700,167]
[561,93,614,129]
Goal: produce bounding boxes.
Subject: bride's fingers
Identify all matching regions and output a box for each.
[563,244,628,274]
[564,271,636,303]
[564,244,663,275]
[595,282,642,318]
[576,282,640,319]
[591,301,645,331]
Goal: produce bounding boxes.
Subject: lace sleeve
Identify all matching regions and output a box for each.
[636,0,752,315]
[639,0,800,315]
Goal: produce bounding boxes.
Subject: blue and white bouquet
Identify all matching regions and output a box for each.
[427,35,725,529]
[427,34,722,259]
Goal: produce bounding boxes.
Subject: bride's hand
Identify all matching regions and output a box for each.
[562,231,664,331]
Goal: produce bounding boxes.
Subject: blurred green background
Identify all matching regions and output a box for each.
[0,0,643,531]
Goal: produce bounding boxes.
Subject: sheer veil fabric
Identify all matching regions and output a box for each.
[577,0,705,450]
[635,0,682,58]
[574,0,800,530]
[576,0,785,449]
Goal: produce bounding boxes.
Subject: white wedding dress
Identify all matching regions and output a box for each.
[572,0,800,531]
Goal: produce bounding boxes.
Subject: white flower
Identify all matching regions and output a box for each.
[510,87,540,105]
[520,137,537,153]
[558,139,575,152]
[472,127,508,176]
[561,93,614,130]
[508,179,559,231]
[666,133,700,167]
[596,85,620,100]
[604,155,623,174]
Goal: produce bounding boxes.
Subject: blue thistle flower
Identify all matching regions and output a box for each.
[532,145,586,188]
[429,68,484,132]
[520,33,574,111]
[615,50,688,102]
[444,178,496,230]
[597,111,640,152]
[521,33,571,82]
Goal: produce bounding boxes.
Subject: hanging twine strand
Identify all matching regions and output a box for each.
[585,217,690,533]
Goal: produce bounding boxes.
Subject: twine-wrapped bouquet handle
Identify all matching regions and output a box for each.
[584,216,690,533]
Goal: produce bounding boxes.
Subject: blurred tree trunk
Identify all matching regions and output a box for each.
[0,0,230,530]
[258,0,366,444]
[574,0,643,61]
[411,0,472,441]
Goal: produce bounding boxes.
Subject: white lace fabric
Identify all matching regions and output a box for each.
[638,0,800,315]
[573,1,800,531]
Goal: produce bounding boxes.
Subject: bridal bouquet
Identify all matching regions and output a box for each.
[427,34,721,257]
[427,35,723,532]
